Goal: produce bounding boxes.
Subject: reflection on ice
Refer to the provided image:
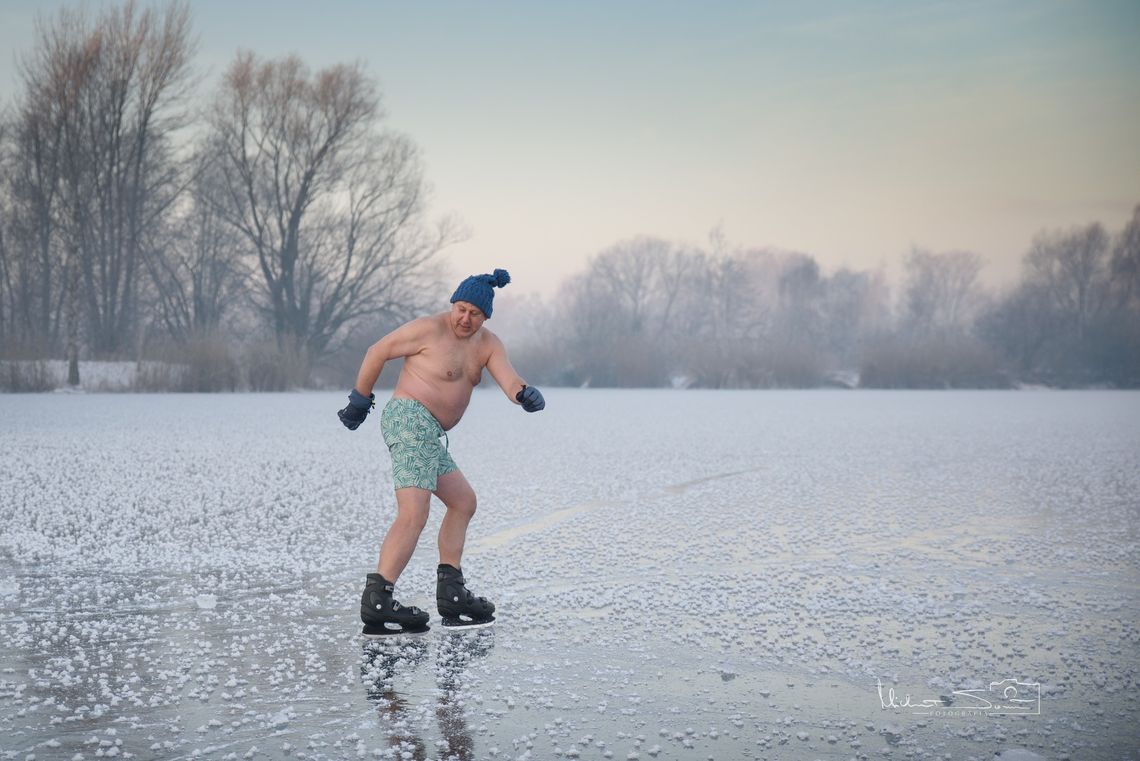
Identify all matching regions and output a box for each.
[0,390,1137,759]
[360,636,431,702]
[358,630,493,760]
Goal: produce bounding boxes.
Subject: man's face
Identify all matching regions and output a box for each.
[450,301,486,338]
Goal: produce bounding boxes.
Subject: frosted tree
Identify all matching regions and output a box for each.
[1111,205,1140,312]
[902,248,985,336]
[8,1,195,383]
[1025,223,1111,341]
[144,157,247,343]
[590,236,666,336]
[206,52,454,380]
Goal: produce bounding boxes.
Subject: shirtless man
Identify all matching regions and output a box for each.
[337,269,545,635]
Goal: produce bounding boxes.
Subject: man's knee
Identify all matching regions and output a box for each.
[395,510,429,535]
[448,491,477,520]
[394,492,431,533]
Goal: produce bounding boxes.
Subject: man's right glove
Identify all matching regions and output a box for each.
[338,388,375,430]
[516,384,545,413]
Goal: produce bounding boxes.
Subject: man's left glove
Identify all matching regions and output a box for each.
[338,388,375,430]
[516,384,545,413]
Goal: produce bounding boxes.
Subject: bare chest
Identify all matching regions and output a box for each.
[431,342,485,386]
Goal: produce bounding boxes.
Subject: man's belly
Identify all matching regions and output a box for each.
[392,377,472,431]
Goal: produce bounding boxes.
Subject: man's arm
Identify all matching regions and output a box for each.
[354,317,432,396]
[486,332,545,412]
[338,318,432,430]
[484,332,526,402]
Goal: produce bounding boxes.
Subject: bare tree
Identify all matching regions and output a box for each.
[715,248,774,341]
[546,238,697,386]
[12,0,195,379]
[207,52,451,377]
[145,155,246,342]
[33,8,104,383]
[552,270,622,385]
[591,236,666,336]
[1111,205,1140,312]
[903,248,985,335]
[776,253,824,344]
[978,280,1062,380]
[689,253,750,386]
[1,37,68,353]
[0,117,15,347]
[821,267,891,366]
[654,244,705,341]
[1025,223,1111,340]
[673,243,779,387]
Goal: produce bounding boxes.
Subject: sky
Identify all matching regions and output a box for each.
[1,0,1138,300]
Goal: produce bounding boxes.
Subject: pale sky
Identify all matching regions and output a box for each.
[2,0,1138,299]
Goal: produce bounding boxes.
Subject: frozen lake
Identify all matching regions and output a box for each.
[1,389,1138,761]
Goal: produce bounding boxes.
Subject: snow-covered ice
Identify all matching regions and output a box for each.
[1,389,1138,760]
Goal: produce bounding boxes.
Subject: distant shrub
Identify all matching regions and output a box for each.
[755,343,825,388]
[860,333,1010,389]
[0,359,57,392]
[181,337,240,392]
[502,341,575,388]
[0,340,59,392]
[678,340,825,389]
[1078,316,1140,388]
[243,343,310,391]
[133,361,185,392]
[559,334,668,388]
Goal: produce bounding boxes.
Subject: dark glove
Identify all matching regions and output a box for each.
[516,384,545,413]
[338,388,375,430]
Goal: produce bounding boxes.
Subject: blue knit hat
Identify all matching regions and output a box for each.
[450,268,510,318]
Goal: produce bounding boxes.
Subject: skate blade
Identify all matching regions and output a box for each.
[440,616,495,631]
[361,623,431,639]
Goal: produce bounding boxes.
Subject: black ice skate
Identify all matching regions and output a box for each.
[360,573,430,637]
[436,564,496,629]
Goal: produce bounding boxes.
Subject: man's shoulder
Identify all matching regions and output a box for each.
[384,313,444,356]
[478,327,504,351]
[403,313,447,333]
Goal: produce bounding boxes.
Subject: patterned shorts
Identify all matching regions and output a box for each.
[380,397,458,491]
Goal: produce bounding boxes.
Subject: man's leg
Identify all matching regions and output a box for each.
[432,469,495,627]
[433,470,477,569]
[377,487,432,581]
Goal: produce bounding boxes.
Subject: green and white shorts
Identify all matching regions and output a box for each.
[380,398,458,491]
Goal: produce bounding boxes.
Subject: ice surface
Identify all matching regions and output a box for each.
[1,389,1138,760]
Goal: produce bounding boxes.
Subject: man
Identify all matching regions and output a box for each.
[338,269,545,635]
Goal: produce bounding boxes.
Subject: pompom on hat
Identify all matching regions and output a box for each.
[450,268,510,318]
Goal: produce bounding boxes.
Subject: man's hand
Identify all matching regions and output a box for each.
[516,384,545,413]
[338,388,375,430]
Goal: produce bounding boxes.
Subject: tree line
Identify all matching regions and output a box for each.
[0,1,450,390]
[2,1,1137,391]
[508,212,1140,389]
